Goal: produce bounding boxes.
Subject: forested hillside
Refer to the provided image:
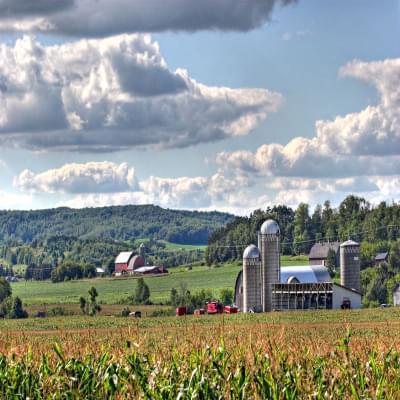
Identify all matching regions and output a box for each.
[206,196,400,265]
[0,205,233,245]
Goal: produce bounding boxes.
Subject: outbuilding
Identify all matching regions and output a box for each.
[374,252,388,266]
[114,252,145,274]
[309,242,340,267]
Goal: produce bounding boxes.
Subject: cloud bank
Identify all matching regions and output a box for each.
[0,0,296,36]
[9,55,400,212]
[0,35,282,152]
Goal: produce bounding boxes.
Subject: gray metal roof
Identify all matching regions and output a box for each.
[260,219,280,235]
[280,265,332,283]
[243,244,260,259]
[115,251,134,264]
[340,240,359,247]
[309,242,339,259]
[375,252,388,261]
[134,266,160,273]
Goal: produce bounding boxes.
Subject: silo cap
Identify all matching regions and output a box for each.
[243,244,260,259]
[260,219,280,235]
[340,239,359,247]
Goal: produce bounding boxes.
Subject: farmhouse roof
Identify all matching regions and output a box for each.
[309,242,339,259]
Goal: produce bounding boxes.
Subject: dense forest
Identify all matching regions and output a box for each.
[206,196,400,264]
[0,205,233,245]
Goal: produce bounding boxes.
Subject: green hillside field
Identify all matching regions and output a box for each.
[12,256,308,306]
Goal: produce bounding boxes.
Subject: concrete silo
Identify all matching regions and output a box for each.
[139,243,146,265]
[340,240,360,292]
[242,244,262,313]
[259,219,281,312]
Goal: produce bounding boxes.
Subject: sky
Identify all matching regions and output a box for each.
[0,0,399,214]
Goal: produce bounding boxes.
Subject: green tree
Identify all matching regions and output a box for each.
[326,249,337,277]
[293,203,312,255]
[0,278,11,303]
[79,296,87,315]
[10,297,28,319]
[220,288,233,305]
[88,287,101,316]
[134,278,151,305]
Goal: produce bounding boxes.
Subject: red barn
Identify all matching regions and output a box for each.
[114,252,145,274]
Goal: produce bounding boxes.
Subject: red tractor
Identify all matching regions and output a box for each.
[206,301,224,315]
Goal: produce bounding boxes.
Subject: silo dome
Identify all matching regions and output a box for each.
[243,244,260,259]
[340,240,359,247]
[260,219,280,235]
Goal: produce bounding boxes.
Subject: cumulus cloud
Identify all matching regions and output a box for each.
[0,0,297,36]
[14,162,138,194]
[0,35,281,152]
[216,58,400,179]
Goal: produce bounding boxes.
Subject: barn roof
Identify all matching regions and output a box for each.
[280,265,332,284]
[115,251,134,264]
[309,242,339,259]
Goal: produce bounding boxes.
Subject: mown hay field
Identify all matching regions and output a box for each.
[12,259,308,306]
[0,308,400,398]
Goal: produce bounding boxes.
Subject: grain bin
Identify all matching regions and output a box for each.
[340,240,360,292]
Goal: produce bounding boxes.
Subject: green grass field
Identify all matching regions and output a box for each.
[158,240,207,251]
[12,263,240,305]
[11,256,309,306]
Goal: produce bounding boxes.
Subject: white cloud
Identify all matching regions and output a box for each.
[216,58,400,180]
[0,35,282,152]
[0,190,33,210]
[14,161,138,194]
[0,0,297,35]
[10,57,400,213]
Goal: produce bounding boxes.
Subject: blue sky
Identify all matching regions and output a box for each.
[0,0,399,213]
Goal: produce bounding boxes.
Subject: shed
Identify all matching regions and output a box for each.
[309,242,340,267]
[133,266,168,275]
[374,252,388,266]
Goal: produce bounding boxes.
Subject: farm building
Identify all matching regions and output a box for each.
[393,283,400,306]
[374,252,388,266]
[133,266,168,275]
[114,252,145,275]
[234,219,362,312]
[309,241,340,266]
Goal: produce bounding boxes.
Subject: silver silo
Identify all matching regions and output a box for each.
[259,219,280,312]
[243,244,262,313]
[340,240,361,292]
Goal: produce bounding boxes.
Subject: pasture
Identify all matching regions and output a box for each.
[12,257,309,306]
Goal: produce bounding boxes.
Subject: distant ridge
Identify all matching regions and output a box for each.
[0,204,234,245]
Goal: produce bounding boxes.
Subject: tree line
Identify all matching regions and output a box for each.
[206,196,400,265]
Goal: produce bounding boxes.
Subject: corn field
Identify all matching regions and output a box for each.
[0,311,400,398]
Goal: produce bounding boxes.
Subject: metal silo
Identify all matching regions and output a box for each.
[243,244,261,313]
[259,219,280,312]
[340,240,360,292]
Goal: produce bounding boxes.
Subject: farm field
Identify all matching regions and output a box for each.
[12,263,241,305]
[0,308,400,397]
[12,258,309,306]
